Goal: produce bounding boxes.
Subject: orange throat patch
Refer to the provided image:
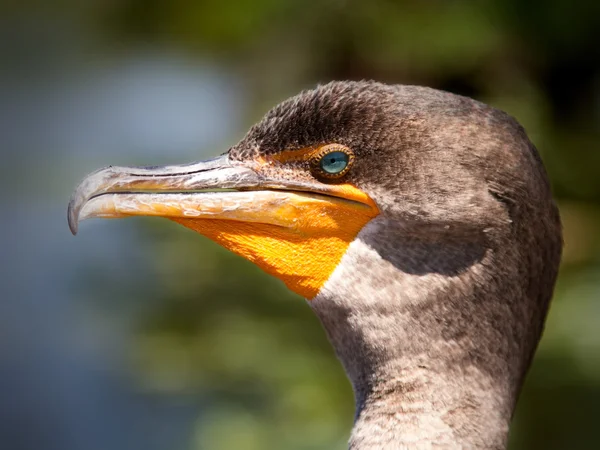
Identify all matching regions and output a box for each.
[171,191,378,299]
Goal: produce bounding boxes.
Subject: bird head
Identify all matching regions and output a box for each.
[69,82,562,433]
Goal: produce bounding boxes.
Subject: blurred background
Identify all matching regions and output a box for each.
[1,1,599,449]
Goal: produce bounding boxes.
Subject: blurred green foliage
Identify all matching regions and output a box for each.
[7,0,599,448]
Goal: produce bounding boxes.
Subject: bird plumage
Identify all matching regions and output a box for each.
[69,81,562,449]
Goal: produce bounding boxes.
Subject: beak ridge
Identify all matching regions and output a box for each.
[67,155,259,235]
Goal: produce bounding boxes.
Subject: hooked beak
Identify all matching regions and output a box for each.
[68,154,377,234]
[68,153,379,299]
[68,155,260,234]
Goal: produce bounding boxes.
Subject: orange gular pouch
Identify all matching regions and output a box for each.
[170,194,378,299]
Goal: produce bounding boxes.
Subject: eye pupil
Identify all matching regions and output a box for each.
[320,151,349,174]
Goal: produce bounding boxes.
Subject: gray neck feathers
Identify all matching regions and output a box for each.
[311,216,552,449]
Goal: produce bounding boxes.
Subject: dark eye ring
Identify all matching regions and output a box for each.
[311,144,354,179]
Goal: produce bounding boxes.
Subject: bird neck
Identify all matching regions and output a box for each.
[310,223,527,449]
[312,302,514,449]
[347,356,511,449]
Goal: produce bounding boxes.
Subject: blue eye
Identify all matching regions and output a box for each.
[311,145,355,179]
[320,151,350,175]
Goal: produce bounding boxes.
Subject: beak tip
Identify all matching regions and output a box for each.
[67,200,80,236]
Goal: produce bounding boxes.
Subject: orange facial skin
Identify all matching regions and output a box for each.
[171,187,377,299]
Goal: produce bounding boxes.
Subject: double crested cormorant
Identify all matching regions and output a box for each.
[68,81,562,449]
